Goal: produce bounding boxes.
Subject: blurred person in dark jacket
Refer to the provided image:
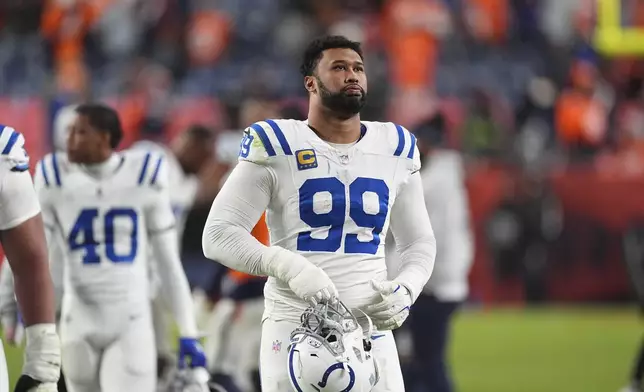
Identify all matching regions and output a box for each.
[387,113,473,392]
[462,88,508,157]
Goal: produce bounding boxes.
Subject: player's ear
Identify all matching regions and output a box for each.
[304,76,316,94]
[100,131,112,149]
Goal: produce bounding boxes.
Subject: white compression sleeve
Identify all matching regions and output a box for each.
[149,227,198,337]
[388,172,437,302]
[202,161,313,283]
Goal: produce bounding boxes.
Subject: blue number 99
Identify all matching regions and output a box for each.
[297,177,389,254]
[297,178,345,252]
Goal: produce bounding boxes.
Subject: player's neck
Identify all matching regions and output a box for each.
[307,111,362,144]
[81,153,120,177]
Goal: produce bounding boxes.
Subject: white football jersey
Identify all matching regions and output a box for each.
[131,141,199,239]
[0,125,40,231]
[240,119,420,313]
[33,150,175,307]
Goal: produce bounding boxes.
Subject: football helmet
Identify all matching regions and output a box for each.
[287,300,379,391]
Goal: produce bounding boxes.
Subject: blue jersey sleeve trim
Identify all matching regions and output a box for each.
[40,160,50,187]
[51,153,62,186]
[11,163,29,172]
[138,152,151,185]
[149,156,163,185]
[407,133,417,159]
[1,129,19,155]
[394,124,405,157]
[250,123,276,157]
[265,119,293,155]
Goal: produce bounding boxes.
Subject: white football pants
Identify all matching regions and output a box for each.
[259,317,405,392]
[0,341,8,392]
[60,295,156,392]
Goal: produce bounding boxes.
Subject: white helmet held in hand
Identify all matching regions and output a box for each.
[287,300,379,392]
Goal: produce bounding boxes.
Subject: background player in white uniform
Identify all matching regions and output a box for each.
[387,113,473,392]
[202,36,437,391]
[34,103,207,392]
[131,125,220,383]
[0,124,61,392]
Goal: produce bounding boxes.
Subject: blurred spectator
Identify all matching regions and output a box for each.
[382,0,452,91]
[186,10,230,68]
[41,0,102,95]
[464,0,509,45]
[461,87,509,157]
[555,58,610,158]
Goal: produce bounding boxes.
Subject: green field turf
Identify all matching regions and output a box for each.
[3,307,641,392]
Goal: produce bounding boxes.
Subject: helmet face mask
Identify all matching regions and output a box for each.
[291,300,360,357]
[287,301,380,391]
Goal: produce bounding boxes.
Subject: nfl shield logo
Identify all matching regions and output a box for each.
[272,340,282,353]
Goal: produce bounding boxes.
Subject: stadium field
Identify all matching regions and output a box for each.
[3,307,641,392]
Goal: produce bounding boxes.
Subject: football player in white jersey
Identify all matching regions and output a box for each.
[33,103,207,392]
[131,125,220,385]
[0,104,76,341]
[0,125,61,391]
[202,36,437,391]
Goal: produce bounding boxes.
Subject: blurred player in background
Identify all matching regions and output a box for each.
[0,124,61,391]
[132,124,223,384]
[202,35,436,391]
[34,103,207,392]
[622,220,644,392]
[621,339,644,392]
[387,113,473,392]
[202,99,279,392]
[204,214,268,392]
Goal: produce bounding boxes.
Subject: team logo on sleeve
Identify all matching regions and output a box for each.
[295,149,317,171]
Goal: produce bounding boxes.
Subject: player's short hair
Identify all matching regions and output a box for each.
[300,35,364,77]
[75,103,123,149]
[184,124,216,144]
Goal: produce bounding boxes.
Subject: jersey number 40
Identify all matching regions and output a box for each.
[69,208,138,265]
[298,177,389,254]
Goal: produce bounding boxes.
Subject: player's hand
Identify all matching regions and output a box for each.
[13,375,57,392]
[172,367,211,392]
[363,280,412,330]
[287,263,338,305]
[17,325,60,392]
[178,337,207,369]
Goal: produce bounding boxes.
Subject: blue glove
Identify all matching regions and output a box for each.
[178,337,207,369]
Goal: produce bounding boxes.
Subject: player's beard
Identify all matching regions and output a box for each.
[317,78,367,119]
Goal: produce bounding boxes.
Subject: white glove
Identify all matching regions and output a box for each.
[264,246,338,305]
[21,324,61,388]
[287,262,338,305]
[173,367,210,392]
[363,280,412,330]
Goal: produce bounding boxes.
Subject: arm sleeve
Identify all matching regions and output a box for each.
[388,171,437,302]
[0,168,40,231]
[202,161,315,283]
[144,163,198,337]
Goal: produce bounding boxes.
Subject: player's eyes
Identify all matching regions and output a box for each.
[354,67,364,73]
[333,65,346,71]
